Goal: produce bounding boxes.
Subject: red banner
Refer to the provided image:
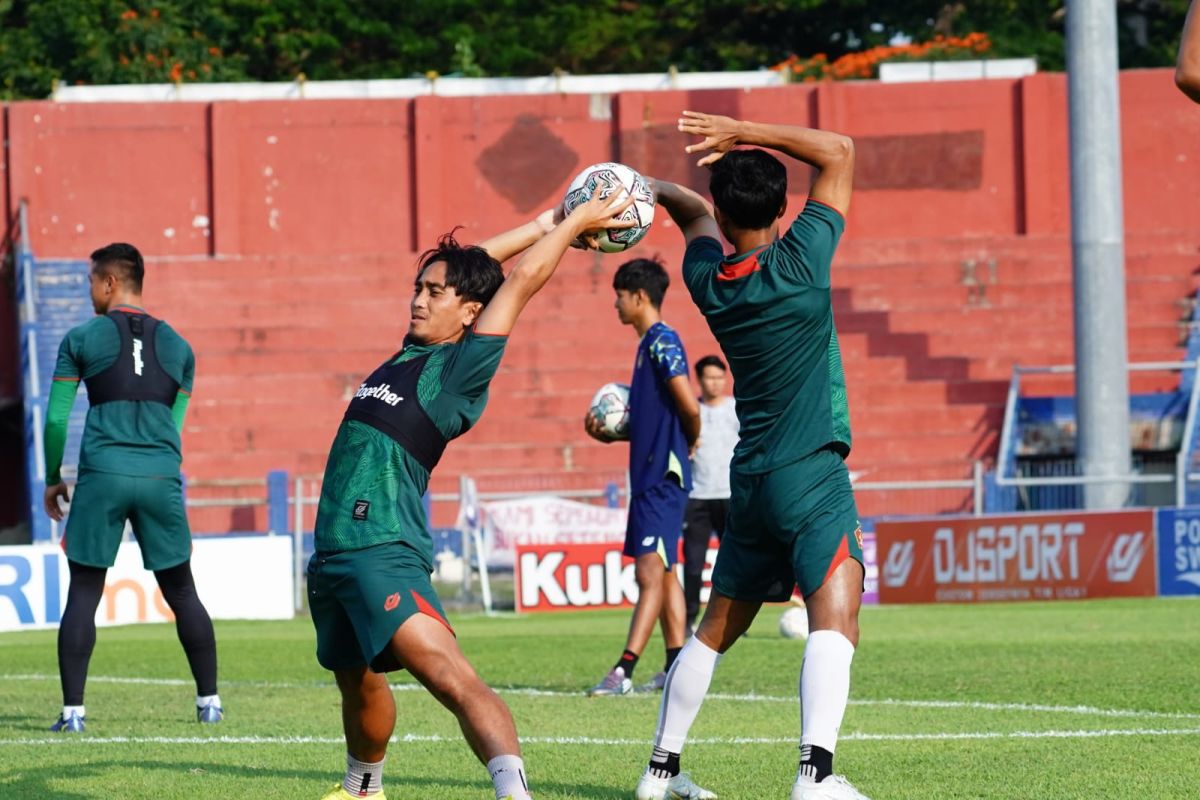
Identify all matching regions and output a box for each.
[876,510,1156,604]
[514,541,719,613]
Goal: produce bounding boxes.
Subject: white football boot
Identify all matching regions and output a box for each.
[635,771,717,800]
[789,774,871,800]
[586,666,633,696]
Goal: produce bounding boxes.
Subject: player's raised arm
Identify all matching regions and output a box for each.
[474,189,635,337]
[650,178,722,246]
[678,111,854,217]
[1179,0,1200,102]
[476,209,558,263]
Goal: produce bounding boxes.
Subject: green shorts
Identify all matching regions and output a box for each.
[63,470,192,571]
[307,541,454,673]
[711,446,862,601]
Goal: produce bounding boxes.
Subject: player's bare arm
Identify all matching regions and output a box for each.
[474,190,635,337]
[678,111,855,217]
[476,209,559,263]
[666,374,701,451]
[650,178,722,245]
[1178,0,1200,102]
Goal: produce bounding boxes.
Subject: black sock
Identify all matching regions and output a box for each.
[664,647,682,672]
[799,744,834,783]
[58,562,107,706]
[155,561,219,697]
[615,649,639,679]
[647,746,680,779]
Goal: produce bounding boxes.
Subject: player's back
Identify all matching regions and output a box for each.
[55,309,193,477]
[682,200,849,475]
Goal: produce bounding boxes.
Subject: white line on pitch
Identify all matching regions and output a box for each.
[4,673,1200,721]
[3,728,1200,747]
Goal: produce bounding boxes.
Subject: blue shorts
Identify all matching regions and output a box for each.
[624,480,688,568]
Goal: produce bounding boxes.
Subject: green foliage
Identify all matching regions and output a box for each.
[0,0,1191,99]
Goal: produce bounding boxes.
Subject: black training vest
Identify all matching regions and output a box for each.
[84,311,180,407]
[343,351,448,472]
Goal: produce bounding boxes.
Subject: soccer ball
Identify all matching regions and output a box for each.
[562,162,655,253]
[588,382,631,440]
[779,606,809,640]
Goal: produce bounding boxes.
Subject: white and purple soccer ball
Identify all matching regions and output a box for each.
[588,382,631,440]
[562,162,655,253]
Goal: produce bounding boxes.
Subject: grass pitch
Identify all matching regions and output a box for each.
[1,598,1198,799]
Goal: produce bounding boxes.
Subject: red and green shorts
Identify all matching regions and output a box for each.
[307,541,453,673]
[711,446,863,601]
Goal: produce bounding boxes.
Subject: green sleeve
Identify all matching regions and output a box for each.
[171,391,191,434]
[43,379,80,484]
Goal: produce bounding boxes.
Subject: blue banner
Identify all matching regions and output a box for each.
[1155,508,1200,596]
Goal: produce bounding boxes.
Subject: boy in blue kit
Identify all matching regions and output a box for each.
[584,258,701,696]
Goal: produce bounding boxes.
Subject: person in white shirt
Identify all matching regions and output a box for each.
[684,355,740,630]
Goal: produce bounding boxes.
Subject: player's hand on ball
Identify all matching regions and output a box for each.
[44,481,70,521]
[583,412,616,443]
[567,182,637,244]
[678,110,742,166]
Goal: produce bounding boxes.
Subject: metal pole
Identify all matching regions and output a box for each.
[293,477,304,613]
[973,460,984,517]
[1066,0,1132,509]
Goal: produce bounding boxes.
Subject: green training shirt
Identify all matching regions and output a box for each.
[682,199,851,474]
[313,329,507,566]
[47,306,194,482]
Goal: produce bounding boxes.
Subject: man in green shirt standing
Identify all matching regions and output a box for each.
[42,242,222,733]
[632,114,868,800]
[308,191,633,800]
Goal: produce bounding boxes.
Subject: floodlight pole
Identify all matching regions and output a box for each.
[1066,0,1132,509]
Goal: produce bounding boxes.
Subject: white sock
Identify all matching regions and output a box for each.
[196,693,221,708]
[343,753,385,797]
[486,754,530,800]
[799,630,856,753]
[62,704,85,719]
[654,637,721,753]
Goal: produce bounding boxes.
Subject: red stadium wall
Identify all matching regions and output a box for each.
[3,69,1199,531]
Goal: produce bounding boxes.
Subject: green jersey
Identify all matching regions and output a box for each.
[49,306,195,480]
[682,199,851,474]
[314,329,508,565]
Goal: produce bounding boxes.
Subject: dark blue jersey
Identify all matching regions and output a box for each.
[628,321,692,495]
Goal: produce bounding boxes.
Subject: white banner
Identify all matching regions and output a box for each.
[0,536,294,632]
[482,496,627,567]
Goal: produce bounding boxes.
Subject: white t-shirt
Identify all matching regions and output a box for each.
[690,397,739,499]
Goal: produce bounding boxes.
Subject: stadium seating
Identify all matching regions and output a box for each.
[148,229,1196,529]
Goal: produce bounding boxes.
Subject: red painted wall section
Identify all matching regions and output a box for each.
[1120,69,1200,235]
[826,79,1024,239]
[412,94,609,245]
[7,102,211,258]
[210,100,414,257]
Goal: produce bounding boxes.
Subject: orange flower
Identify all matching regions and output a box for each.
[120,9,137,20]
[169,62,183,82]
[208,46,220,56]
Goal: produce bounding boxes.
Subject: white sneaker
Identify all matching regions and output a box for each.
[635,670,668,693]
[586,666,633,696]
[635,771,717,800]
[790,774,870,800]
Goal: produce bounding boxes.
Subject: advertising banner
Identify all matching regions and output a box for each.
[514,530,880,612]
[1155,508,1200,596]
[483,496,627,567]
[876,510,1156,604]
[0,536,294,632]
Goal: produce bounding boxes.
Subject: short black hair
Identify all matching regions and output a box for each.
[416,230,505,306]
[90,242,145,292]
[695,354,727,377]
[709,149,788,230]
[613,257,669,309]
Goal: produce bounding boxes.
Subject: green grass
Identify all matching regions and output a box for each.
[2,598,1199,799]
